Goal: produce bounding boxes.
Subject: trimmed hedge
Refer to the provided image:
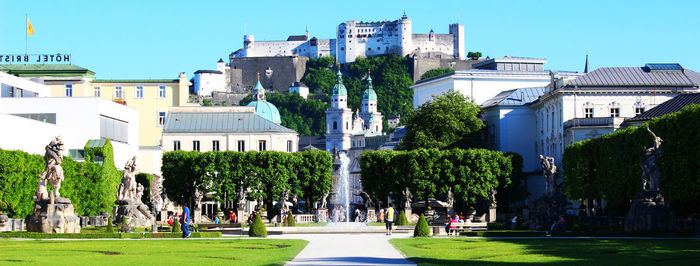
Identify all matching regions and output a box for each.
[360,148,514,207]
[0,140,121,218]
[563,104,700,216]
[458,231,546,237]
[414,214,431,237]
[286,213,296,227]
[395,210,409,226]
[248,213,267,237]
[0,231,222,239]
[162,150,332,217]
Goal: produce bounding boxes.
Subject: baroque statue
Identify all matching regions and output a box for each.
[403,187,413,209]
[355,190,373,209]
[539,154,557,194]
[116,156,141,201]
[149,174,165,217]
[36,136,66,203]
[640,126,662,191]
[236,185,248,210]
[320,192,329,209]
[489,189,498,208]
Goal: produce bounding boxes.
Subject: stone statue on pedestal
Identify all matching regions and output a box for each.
[488,189,498,209]
[625,126,674,232]
[114,156,152,228]
[356,190,373,209]
[27,137,80,233]
[403,187,412,209]
[320,192,329,209]
[236,186,248,210]
[539,155,557,194]
[149,175,165,220]
[640,126,662,191]
[35,136,66,203]
[447,187,454,208]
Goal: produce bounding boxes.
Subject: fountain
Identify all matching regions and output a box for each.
[324,152,369,231]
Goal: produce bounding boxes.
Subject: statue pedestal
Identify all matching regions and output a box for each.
[26,198,81,233]
[405,208,419,223]
[114,199,153,228]
[316,208,328,223]
[487,207,497,222]
[237,210,247,224]
[366,208,376,223]
[625,190,674,232]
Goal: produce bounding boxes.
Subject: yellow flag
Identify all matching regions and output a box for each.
[27,17,34,35]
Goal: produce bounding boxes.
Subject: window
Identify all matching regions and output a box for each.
[333,121,338,130]
[610,108,620,117]
[237,140,246,152]
[115,86,123,99]
[65,84,73,97]
[173,140,181,151]
[100,115,129,143]
[157,112,166,126]
[193,140,200,151]
[94,87,101,97]
[212,140,220,151]
[158,86,166,98]
[135,86,143,98]
[635,107,645,116]
[287,140,293,152]
[258,140,267,151]
[584,108,594,118]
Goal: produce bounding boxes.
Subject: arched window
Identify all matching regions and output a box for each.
[333,121,338,130]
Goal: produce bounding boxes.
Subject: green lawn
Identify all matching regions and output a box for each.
[0,239,307,265]
[391,238,700,265]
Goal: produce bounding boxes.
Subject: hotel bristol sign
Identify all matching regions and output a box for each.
[1,54,71,64]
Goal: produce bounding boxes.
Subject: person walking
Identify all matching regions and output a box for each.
[385,205,395,235]
[181,206,191,238]
[378,208,385,223]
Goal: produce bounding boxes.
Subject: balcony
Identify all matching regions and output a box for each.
[564,117,625,129]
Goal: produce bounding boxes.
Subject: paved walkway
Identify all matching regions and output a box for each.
[271,233,416,265]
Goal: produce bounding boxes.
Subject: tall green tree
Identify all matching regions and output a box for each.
[398,89,484,150]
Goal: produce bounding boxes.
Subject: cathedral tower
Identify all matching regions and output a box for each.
[360,73,383,132]
[325,70,353,152]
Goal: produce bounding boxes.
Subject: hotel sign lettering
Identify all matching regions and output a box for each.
[1,54,71,64]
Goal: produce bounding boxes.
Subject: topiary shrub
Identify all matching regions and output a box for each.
[395,210,409,225]
[248,213,267,237]
[414,214,431,237]
[106,216,114,233]
[286,214,296,227]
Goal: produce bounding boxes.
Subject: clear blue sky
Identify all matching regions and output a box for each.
[1,0,698,79]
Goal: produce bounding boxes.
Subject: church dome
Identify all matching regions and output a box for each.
[331,70,347,96]
[247,101,281,124]
[247,80,282,124]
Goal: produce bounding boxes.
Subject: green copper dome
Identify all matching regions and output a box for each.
[362,75,377,101]
[247,101,281,124]
[331,70,347,96]
[246,80,281,124]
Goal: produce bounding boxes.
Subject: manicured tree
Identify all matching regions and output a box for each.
[106,216,114,233]
[395,210,409,226]
[248,213,267,237]
[414,214,431,237]
[296,150,333,213]
[286,213,296,227]
[162,151,216,208]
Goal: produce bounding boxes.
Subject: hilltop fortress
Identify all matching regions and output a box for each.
[232,13,464,63]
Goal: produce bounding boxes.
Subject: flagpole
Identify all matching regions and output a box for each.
[25,14,28,55]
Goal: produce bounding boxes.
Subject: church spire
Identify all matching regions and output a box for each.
[253,72,266,101]
[584,50,590,73]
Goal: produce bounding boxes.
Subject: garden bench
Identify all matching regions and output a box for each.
[448,222,488,234]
